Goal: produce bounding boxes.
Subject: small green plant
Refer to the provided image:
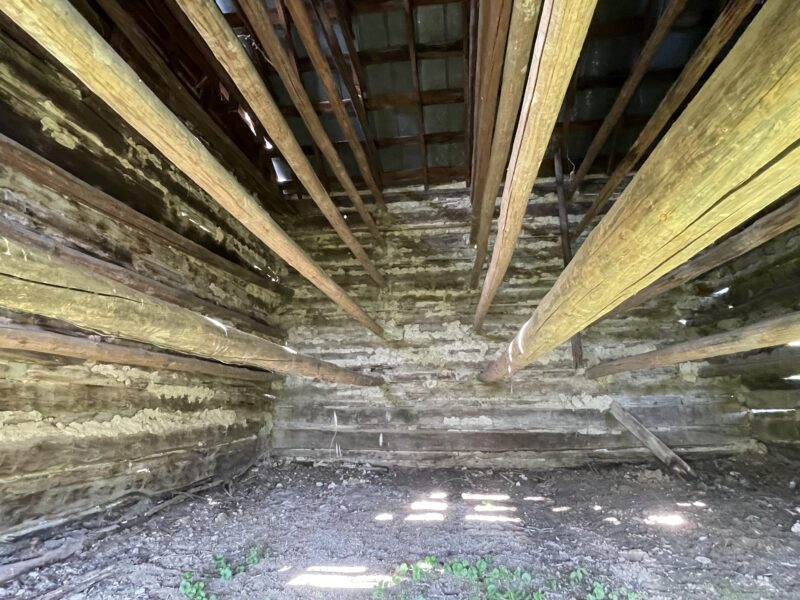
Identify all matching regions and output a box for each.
[213,554,233,581]
[569,567,589,585]
[246,545,265,566]
[179,572,216,600]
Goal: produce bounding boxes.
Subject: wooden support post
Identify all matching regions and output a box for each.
[284,0,387,208]
[175,0,385,288]
[473,0,597,329]
[0,324,276,383]
[479,0,800,381]
[0,0,384,335]
[554,149,583,369]
[574,0,758,235]
[587,312,800,379]
[470,0,541,286]
[0,234,383,386]
[608,401,696,479]
[568,0,687,199]
[239,0,382,244]
[469,0,513,243]
[610,194,800,317]
[402,0,429,189]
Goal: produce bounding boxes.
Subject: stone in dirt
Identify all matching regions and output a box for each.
[792,522,800,535]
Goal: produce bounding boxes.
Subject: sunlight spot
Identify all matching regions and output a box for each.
[263,137,273,150]
[751,408,796,414]
[374,513,393,521]
[711,287,730,297]
[677,502,692,507]
[645,514,684,527]
[307,566,367,574]
[278,566,292,573]
[593,505,602,511]
[524,496,547,502]
[462,493,510,501]
[604,517,621,525]
[678,319,688,325]
[405,512,445,522]
[551,506,571,513]
[465,514,521,523]
[788,341,800,347]
[288,572,390,589]
[693,501,707,508]
[429,491,448,499]
[474,504,517,513]
[410,501,447,511]
[782,374,800,380]
[203,315,228,334]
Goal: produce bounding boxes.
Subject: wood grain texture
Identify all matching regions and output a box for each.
[470,0,541,287]
[0,0,384,335]
[575,0,758,235]
[587,312,800,379]
[473,0,597,329]
[480,0,800,381]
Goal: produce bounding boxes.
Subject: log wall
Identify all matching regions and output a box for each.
[273,189,758,468]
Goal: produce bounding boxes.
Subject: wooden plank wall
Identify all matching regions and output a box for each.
[0,28,282,536]
[272,188,757,468]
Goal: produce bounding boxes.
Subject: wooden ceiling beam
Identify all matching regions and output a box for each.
[479,0,800,381]
[568,0,688,200]
[470,0,541,287]
[473,0,597,329]
[285,0,387,208]
[174,0,385,289]
[469,0,513,243]
[402,0,429,189]
[574,0,758,235]
[588,312,800,379]
[0,0,384,336]
[239,0,382,243]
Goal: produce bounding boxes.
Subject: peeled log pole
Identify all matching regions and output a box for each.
[567,0,688,198]
[473,0,597,328]
[239,0,382,244]
[0,235,383,386]
[608,401,696,479]
[0,0,383,336]
[610,194,800,317]
[480,0,800,381]
[0,324,276,383]
[284,0,386,209]
[587,313,800,379]
[174,0,384,289]
[574,0,758,235]
[470,0,541,287]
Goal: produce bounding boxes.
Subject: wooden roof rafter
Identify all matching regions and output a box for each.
[403,0,429,189]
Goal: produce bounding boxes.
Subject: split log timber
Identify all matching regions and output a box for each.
[0,324,277,383]
[470,0,541,287]
[468,0,513,243]
[568,0,688,199]
[610,194,800,317]
[0,219,285,341]
[0,133,291,300]
[174,0,385,289]
[554,149,583,369]
[608,401,696,479]
[238,0,382,243]
[574,0,758,235]
[699,347,800,379]
[480,0,800,381]
[284,0,387,208]
[0,0,384,336]
[473,0,598,329]
[587,312,800,379]
[0,235,384,386]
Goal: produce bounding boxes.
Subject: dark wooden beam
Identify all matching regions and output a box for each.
[465,0,477,186]
[403,0,429,188]
[574,0,758,235]
[699,347,800,379]
[479,0,800,381]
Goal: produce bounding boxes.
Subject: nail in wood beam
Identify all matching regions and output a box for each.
[470,0,541,286]
[0,0,383,336]
[469,0,513,243]
[175,0,385,289]
[0,324,277,383]
[608,401,696,479]
[479,0,800,381]
[284,0,387,208]
[239,0,383,244]
[402,0,429,189]
[0,235,383,386]
[574,0,758,235]
[313,0,385,195]
[588,312,800,380]
[568,0,688,199]
[473,0,597,329]
[610,194,800,317]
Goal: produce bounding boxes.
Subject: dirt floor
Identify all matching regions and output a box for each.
[2,454,799,600]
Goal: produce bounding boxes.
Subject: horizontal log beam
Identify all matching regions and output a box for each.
[480,0,800,381]
[0,235,383,386]
[587,312,800,379]
[0,0,384,336]
[699,347,800,379]
[0,324,276,383]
